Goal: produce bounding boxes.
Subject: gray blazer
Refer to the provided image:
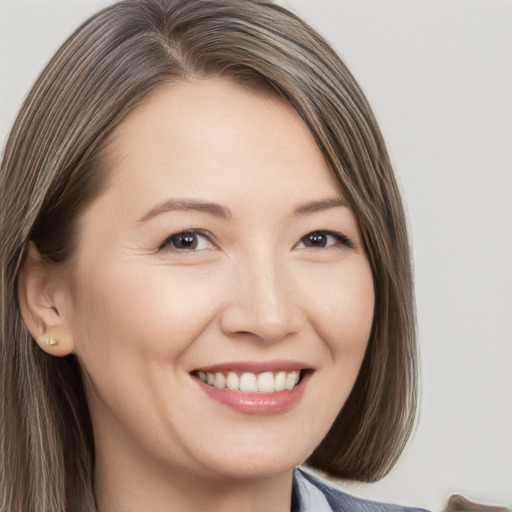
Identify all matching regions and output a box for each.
[293,467,429,512]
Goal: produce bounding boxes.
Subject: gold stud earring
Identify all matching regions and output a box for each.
[40,333,59,347]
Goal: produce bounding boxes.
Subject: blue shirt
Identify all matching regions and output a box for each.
[293,467,429,512]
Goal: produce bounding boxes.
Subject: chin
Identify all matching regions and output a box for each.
[193,441,312,482]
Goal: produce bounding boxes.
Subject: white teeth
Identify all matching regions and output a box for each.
[274,371,286,391]
[239,372,258,392]
[215,372,225,389]
[257,371,275,392]
[197,369,303,393]
[285,370,300,390]
[226,372,240,390]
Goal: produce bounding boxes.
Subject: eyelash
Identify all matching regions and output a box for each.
[159,229,354,252]
[295,230,354,250]
[159,230,215,251]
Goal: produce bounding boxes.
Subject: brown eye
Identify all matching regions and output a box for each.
[302,231,330,248]
[160,230,212,251]
[171,233,199,249]
[297,230,354,250]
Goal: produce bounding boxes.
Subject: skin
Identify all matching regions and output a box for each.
[21,79,374,512]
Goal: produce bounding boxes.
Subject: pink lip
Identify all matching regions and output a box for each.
[193,370,311,415]
[193,359,311,374]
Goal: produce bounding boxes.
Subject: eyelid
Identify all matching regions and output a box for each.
[157,228,354,253]
[327,231,354,249]
[295,230,355,250]
[158,229,216,251]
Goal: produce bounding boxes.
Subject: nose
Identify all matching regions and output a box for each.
[219,252,302,343]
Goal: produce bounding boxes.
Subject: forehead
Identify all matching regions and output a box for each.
[103,79,338,194]
[91,80,340,224]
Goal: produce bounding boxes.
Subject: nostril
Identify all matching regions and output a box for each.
[219,304,300,343]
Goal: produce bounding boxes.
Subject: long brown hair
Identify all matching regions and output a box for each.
[0,1,418,510]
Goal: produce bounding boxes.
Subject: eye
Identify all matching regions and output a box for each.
[159,230,214,251]
[296,230,353,249]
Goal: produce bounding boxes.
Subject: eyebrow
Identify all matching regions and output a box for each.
[293,197,348,215]
[138,199,232,223]
[138,196,348,223]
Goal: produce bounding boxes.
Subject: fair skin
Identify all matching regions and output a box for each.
[20,80,374,512]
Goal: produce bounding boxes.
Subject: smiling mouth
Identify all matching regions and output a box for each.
[192,370,306,393]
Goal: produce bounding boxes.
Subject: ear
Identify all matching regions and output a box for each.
[17,242,75,356]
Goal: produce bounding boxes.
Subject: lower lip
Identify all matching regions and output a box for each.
[195,374,309,415]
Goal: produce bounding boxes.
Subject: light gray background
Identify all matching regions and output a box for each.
[1,1,511,510]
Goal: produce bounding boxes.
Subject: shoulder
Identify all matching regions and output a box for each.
[293,467,429,512]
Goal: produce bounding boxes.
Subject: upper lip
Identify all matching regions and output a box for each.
[191,360,313,374]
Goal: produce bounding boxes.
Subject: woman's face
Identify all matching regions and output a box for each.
[59,80,374,483]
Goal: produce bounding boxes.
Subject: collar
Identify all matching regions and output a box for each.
[293,467,333,512]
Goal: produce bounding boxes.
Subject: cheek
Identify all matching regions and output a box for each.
[292,259,374,450]
[305,259,374,362]
[68,262,222,373]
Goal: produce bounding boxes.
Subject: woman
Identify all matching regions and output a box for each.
[0,1,422,511]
